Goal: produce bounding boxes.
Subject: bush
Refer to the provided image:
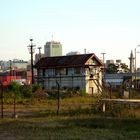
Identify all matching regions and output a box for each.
[32,84,42,92]
[33,89,46,100]
[21,85,32,98]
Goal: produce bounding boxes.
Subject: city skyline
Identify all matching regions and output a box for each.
[0,0,140,66]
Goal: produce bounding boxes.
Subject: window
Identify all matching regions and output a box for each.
[68,68,74,75]
[38,69,42,76]
[55,68,67,75]
[74,67,81,74]
[47,69,54,76]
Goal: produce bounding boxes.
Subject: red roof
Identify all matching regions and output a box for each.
[34,53,103,69]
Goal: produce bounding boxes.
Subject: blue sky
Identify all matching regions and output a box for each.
[0,0,140,66]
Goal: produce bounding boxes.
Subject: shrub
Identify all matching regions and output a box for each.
[21,85,32,98]
[9,81,21,97]
[32,84,42,92]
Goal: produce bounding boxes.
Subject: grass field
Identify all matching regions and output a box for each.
[0,96,140,140]
[0,116,140,140]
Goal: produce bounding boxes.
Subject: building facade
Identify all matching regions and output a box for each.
[11,59,28,70]
[44,41,62,57]
[34,53,103,94]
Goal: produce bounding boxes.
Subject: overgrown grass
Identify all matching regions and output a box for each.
[1,87,140,139]
[0,117,140,140]
[0,94,140,139]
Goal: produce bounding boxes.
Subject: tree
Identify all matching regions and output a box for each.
[105,63,118,74]
[106,63,130,74]
[117,63,130,73]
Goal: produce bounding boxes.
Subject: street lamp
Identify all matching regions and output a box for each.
[135,45,140,89]
[27,38,35,84]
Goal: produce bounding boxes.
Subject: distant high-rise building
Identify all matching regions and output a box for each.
[66,51,80,56]
[105,60,114,67]
[116,59,122,64]
[44,41,62,57]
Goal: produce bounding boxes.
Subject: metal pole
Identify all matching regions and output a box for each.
[31,39,34,84]
[135,45,140,89]
[135,48,137,89]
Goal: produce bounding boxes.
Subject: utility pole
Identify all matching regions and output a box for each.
[135,45,140,89]
[28,38,35,84]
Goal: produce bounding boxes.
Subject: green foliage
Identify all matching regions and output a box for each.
[9,81,21,97]
[118,63,130,73]
[79,89,86,96]
[106,63,130,74]
[21,85,32,98]
[32,84,42,92]
[106,63,118,74]
[0,116,140,139]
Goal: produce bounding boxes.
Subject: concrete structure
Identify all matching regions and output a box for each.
[44,41,62,57]
[0,60,28,71]
[100,99,140,112]
[35,53,45,64]
[106,60,114,67]
[66,51,80,56]
[105,71,140,90]
[116,59,121,64]
[0,61,10,71]
[129,50,135,73]
[12,59,28,70]
[34,53,103,94]
[104,73,127,89]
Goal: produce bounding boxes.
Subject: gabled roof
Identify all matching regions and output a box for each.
[34,53,103,69]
